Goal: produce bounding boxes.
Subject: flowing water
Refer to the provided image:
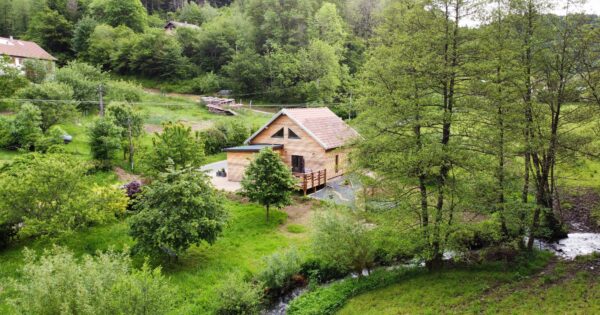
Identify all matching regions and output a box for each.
[535,233,600,259]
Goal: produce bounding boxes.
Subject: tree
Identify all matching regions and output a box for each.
[240,147,296,222]
[130,29,190,79]
[11,103,43,150]
[22,59,51,84]
[309,2,347,55]
[106,102,144,169]
[72,16,99,58]
[10,246,175,315]
[88,0,148,32]
[89,118,122,169]
[26,8,74,61]
[54,61,107,112]
[0,153,127,239]
[129,168,227,257]
[312,210,375,276]
[148,122,205,173]
[16,82,77,132]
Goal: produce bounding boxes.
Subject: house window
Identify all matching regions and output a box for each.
[288,128,301,139]
[335,155,339,173]
[271,128,284,138]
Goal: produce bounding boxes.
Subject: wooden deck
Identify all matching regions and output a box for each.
[294,169,327,195]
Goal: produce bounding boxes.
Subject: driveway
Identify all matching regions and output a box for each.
[201,160,241,192]
[309,176,360,208]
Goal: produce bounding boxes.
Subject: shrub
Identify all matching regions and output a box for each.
[287,267,419,315]
[190,72,222,94]
[23,59,52,83]
[215,275,264,315]
[312,210,376,276]
[257,249,303,297]
[299,258,348,285]
[16,82,76,132]
[89,118,122,169]
[0,116,10,148]
[55,61,106,112]
[105,80,144,103]
[11,103,43,150]
[201,127,228,155]
[9,246,175,315]
[0,154,127,240]
[35,125,66,153]
[216,120,251,147]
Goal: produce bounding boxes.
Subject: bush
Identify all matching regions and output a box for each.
[215,275,264,315]
[55,61,106,112]
[0,154,127,240]
[23,59,52,83]
[89,118,122,169]
[312,210,376,276]
[287,267,419,315]
[257,249,303,297]
[9,246,175,315]
[35,125,67,153]
[0,116,10,148]
[299,258,348,285]
[105,80,143,103]
[190,72,222,94]
[11,103,43,150]
[201,127,228,155]
[148,122,205,172]
[16,82,76,132]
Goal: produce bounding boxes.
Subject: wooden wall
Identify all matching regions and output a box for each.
[226,149,283,182]
[248,115,348,181]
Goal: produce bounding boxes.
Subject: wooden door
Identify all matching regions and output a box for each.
[291,155,305,173]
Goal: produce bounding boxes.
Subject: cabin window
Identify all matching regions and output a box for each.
[335,155,339,173]
[271,128,284,138]
[288,128,301,139]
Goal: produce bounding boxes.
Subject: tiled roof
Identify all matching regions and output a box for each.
[223,144,284,152]
[246,107,360,150]
[0,37,56,61]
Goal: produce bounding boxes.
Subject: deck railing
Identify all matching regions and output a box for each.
[293,169,327,195]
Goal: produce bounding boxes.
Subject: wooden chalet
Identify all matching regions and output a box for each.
[224,108,359,194]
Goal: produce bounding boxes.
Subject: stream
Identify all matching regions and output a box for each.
[534,232,600,259]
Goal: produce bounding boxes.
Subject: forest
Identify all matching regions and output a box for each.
[0,0,599,314]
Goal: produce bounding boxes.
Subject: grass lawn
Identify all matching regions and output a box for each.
[338,254,599,315]
[0,199,313,314]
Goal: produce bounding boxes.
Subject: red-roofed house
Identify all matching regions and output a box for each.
[224,107,359,193]
[0,36,57,71]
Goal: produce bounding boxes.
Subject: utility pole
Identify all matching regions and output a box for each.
[98,83,104,117]
[127,117,134,171]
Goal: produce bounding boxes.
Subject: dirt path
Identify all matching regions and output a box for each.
[113,167,144,183]
[279,199,316,236]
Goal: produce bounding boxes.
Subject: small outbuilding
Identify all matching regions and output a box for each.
[224,107,359,194]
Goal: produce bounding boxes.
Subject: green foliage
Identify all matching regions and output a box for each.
[72,17,99,58]
[0,56,29,101]
[200,127,227,155]
[257,248,303,295]
[287,224,306,234]
[287,267,419,315]
[22,59,51,84]
[89,118,122,168]
[241,147,296,221]
[129,168,227,257]
[312,210,375,275]
[55,61,106,111]
[130,29,190,79]
[177,2,218,26]
[9,246,175,315]
[35,125,66,153]
[10,103,43,150]
[16,81,76,131]
[0,153,127,240]
[26,8,74,60]
[88,0,148,32]
[104,80,143,103]
[215,274,264,315]
[148,122,205,173]
[0,116,11,148]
